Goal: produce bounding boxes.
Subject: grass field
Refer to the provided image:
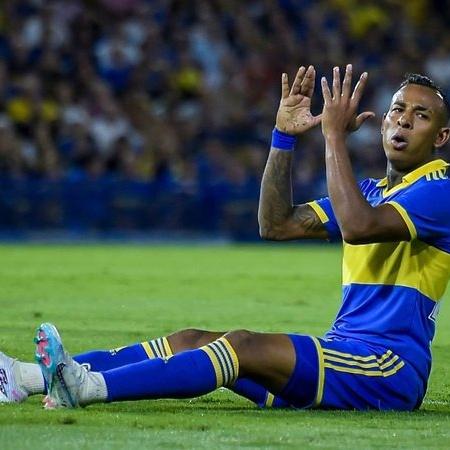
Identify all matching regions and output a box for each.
[0,244,449,449]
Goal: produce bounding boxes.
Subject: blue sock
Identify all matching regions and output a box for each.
[231,378,291,408]
[74,344,147,371]
[103,337,238,402]
[74,337,173,371]
[75,337,288,407]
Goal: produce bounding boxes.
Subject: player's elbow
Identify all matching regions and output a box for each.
[259,225,284,241]
[258,215,283,240]
[259,219,293,240]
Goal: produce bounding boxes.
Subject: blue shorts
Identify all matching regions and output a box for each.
[280,335,425,411]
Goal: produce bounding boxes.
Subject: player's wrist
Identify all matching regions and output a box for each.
[271,127,297,152]
[323,130,348,142]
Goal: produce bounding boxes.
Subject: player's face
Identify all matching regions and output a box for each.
[381,84,450,171]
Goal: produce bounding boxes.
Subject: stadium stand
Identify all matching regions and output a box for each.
[0,0,448,239]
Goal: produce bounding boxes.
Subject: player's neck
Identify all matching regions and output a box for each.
[385,156,435,189]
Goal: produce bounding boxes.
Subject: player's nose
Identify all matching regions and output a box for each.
[397,114,412,129]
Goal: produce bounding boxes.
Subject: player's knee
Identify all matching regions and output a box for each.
[225,329,256,353]
[167,328,206,351]
[178,328,209,347]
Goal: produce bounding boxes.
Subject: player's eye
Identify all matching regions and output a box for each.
[391,107,402,112]
[417,113,429,119]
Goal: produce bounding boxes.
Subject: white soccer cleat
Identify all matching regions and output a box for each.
[0,352,28,403]
[34,323,87,408]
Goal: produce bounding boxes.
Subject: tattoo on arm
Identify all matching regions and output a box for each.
[258,150,326,240]
[290,204,326,236]
[258,150,293,235]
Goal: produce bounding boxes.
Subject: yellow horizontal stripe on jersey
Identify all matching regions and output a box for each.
[324,360,405,377]
[306,201,329,224]
[311,337,324,407]
[141,341,155,359]
[322,348,392,363]
[343,239,450,301]
[324,354,399,370]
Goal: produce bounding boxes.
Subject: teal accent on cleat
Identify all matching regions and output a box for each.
[34,323,63,380]
[34,323,82,408]
[34,323,77,408]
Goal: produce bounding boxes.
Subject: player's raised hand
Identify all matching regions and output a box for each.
[275,65,322,135]
[320,64,375,139]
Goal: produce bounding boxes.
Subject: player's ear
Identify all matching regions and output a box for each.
[380,113,387,134]
[434,126,450,149]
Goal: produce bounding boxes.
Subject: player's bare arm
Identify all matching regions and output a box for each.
[259,65,327,240]
[320,65,411,244]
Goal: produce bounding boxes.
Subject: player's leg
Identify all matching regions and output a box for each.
[0,329,219,404]
[73,328,290,408]
[0,328,289,407]
[36,323,301,408]
[72,329,225,371]
[166,330,291,407]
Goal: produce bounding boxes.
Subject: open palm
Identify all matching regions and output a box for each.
[276,65,322,135]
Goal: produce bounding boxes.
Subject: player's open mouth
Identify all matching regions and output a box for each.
[391,134,408,150]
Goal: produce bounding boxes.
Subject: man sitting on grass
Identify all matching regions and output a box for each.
[1,65,449,411]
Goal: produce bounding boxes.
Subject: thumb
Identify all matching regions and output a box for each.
[354,111,375,130]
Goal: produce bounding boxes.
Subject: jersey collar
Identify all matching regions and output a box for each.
[376,159,449,197]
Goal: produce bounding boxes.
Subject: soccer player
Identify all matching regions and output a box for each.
[1,65,449,410]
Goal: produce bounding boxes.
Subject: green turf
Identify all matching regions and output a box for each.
[0,244,448,449]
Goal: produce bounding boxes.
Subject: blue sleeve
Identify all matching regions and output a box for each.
[306,178,375,243]
[386,181,450,245]
[307,197,342,242]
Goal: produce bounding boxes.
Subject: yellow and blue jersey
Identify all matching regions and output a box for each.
[308,159,450,386]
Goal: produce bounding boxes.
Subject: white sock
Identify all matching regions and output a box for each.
[80,371,108,405]
[15,362,45,395]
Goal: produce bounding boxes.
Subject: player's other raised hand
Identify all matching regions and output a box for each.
[320,64,375,139]
[276,65,322,136]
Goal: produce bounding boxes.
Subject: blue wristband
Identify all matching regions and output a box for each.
[271,128,297,151]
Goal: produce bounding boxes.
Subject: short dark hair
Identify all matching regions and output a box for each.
[399,73,450,123]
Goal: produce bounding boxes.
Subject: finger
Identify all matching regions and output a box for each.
[354,111,375,129]
[289,66,306,95]
[283,94,303,107]
[332,66,341,99]
[351,72,369,105]
[300,65,315,98]
[321,77,332,104]
[341,64,352,99]
[281,73,290,99]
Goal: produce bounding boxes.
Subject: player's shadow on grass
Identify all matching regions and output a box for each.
[94,399,450,416]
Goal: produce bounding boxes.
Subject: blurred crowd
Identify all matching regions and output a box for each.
[0,0,449,234]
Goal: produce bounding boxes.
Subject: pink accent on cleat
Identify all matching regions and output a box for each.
[36,332,52,367]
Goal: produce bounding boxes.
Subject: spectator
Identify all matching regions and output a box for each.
[0,0,447,235]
